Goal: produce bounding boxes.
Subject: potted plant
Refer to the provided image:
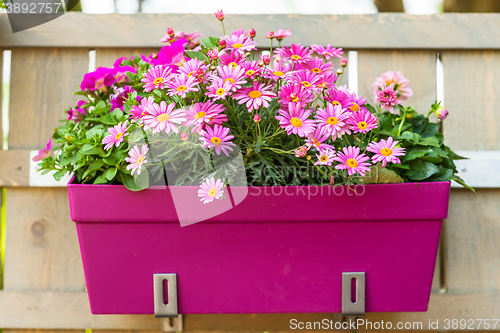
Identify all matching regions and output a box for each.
[35,11,471,315]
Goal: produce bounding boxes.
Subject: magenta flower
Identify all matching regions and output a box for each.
[278,83,313,108]
[241,60,262,79]
[276,102,316,137]
[67,100,88,123]
[367,137,406,167]
[219,50,246,68]
[143,101,187,134]
[205,80,234,101]
[32,139,54,162]
[224,34,257,55]
[199,124,236,156]
[348,110,379,134]
[314,103,351,139]
[233,81,276,113]
[154,38,188,68]
[109,64,136,84]
[277,43,313,63]
[316,72,338,90]
[125,145,149,176]
[213,65,247,91]
[314,149,336,166]
[325,88,354,110]
[130,96,155,120]
[214,9,225,21]
[110,86,134,112]
[435,106,449,120]
[198,177,224,204]
[179,58,208,79]
[348,93,368,113]
[334,146,371,176]
[302,57,334,75]
[294,145,309,157]
[166,74,199,98]
[141,65,173,92]
[290,69,322,90]
[274,29,292,41]
[310,45,344,60]
[375,83,401,113]
[304,127,334,151]
[102,121,130,151]
[263,56,291,81]
[184,102,227,132]
[80,67,114,92]
[373,70,413,100]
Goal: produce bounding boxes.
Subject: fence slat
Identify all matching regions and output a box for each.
[95,48,158,68]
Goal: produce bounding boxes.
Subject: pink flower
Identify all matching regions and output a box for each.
[184,102,227,133]
[302,57,334,75]
[373,70,413,100]
[125,145,149,176]
[289,70,322,90]
[179,58,208,79]
[275,102,316,137]
[219,50,246,68]
[334,146,371,176]
[207,48,220,60]
[316,73,338,90]
[198,177,224,204]
[367,137,406,167]
[348,93,368,113]
[310,45,344,60]
[32,139,54,162]
[435,106,449,120]
[166,74,199,98]
[254,114,261,123]
[263,56,290,81]
[314,103,351,139]
[205,80,234,101]
[325,88,354,110]
[141,66,173,92]
[143,101,187,134]
[277,43,313,63]
[154,38,188,68]
[233,81,276,113]
[248,28,256,38]
[110,85,134,112]
[274,29,292,41]
[67,100,87,123]
[278,84,313,108]
[375,83,401,113]
[199,124,236,156]
[102,121,130,151]
[214,10,224,21]
[80,67,114,92]
[260,54,271,65]
[241,60,262,79]
[314,149,336,166]
[213,65,247,91]
[130,96,155,120]
[224,34,257,55]
[304,127,334,151]
[294,145,308,157]
[348,110,379,134]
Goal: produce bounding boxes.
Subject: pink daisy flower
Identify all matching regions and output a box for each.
[219,50,246,68]
[334,146,371,176]
[276,43,313,63]
[367,137,406,167]
[262,56,291,81]
[373,70,413,100]
[179,58,208,79]
[141,65,173,92]
[314,149,336,166]
[205,80,234,101]
[125,145,149,176]
[294,145,309,157]
[102,121,130,151]
[310,45,344,60]
[143,101,187,134]
[348,110,379,134]
[316,73,338,90]
[130,96,155,120]
[213,65,247,91]
[302,57,334,75]
[348,93,368,113]
[289,70,322,90]
[199,124,236,156]
[375,83,401,113]
[275,102,316,137]
[166,74,199,98]
[304,127,334,151]
[278,83,313,108]
[325,88,354,110]
[274,29,292,41]
[224,34,257,54]
[184,102,227,132]
[241,60,262,79]
[233,81,276,113]
[198,177,224,204]
[314,103,351,139]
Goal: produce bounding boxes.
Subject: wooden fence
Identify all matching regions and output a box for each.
[0,12,500,332]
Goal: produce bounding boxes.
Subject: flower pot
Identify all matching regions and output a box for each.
[68,179,450,314]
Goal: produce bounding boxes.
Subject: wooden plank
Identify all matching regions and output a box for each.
[95,48,158,68]
[358,50,437,115]
[0,150,29,186]
[8,48,88,150]
[2,13,500,49]
[443,50,500,151]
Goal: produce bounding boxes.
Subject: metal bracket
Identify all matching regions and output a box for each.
[153,273,178,318]
[342,272,365,316]
[161,316,183,332]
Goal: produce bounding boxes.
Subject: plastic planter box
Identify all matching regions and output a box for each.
[68,179,450,314]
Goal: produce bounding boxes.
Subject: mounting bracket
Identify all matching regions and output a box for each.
[342,272,366,316]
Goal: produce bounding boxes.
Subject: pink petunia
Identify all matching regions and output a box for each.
[198,177,224,204]
[125,144,149,176]
[310,45,344,60]
[102,121,130,151]
[334,146,371,176]
[67,100,88,123]
[166,74,199,98]
[348,110,379,134]
[199,124,236,156]
[233,81,277,113]
[366,137,406,167]
[32,139,54,162]
[275,102,316,137]
[142,101,187,134]
[141,65,173,92]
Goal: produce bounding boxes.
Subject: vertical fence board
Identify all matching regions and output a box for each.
[443,50,500,294]
[0,48,4,290]
[95,48,159,68]
[358,50,437,114]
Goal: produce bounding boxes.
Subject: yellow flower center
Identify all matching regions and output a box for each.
[320,155,328,162]
[290,117,303,128]
[208,188,218,197]
[115,132,123,140]
[248,90,262,99]
[153,77,163,85]
[292,96,299,102]
[245,70,255,76]
[228,62,238,69]
[346,158,358,168]
[312,138,320,147]
[327,116,338,125]
[381,148,393,156]
[136,156,144,165]
[332,101,341,106]
[273,71,285,76]
[176,85,188,91]
[311,68,322,74]
[357,121,368,130]
[210,137,222,146]
[194,111,206,119]
[157,114,170,122]
[302,81,311,87]
[232,43,244,48]
[187,71,194,77]
[350,103,360,112]
[216,88,225,96]
[291,55,301,60]
[224,78,236,85]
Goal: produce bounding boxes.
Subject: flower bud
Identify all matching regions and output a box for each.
[258,60,264,67]
[64,134,74,141]
[260,54,271,65]
[196,68,205,76]
[167,27,175,38]
[151,52,158,59]
[323,83,330,89]
[336,68,343,75]
[253,114,261,123]
[341,57,348,67]
[306,155,312,160]
[210,65,216,71]
[248,28,256,38]
[245,52,251,57]
[434,106,449,120]
[267,31,275,39]
[181,132,188,141]
[290,92,298,101]
[219,39,227,49]
[214,9,224,21]
[207,48,219,60]
[330,175,335,186]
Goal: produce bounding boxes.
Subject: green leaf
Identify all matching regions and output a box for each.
[96,100,106,109]
[113,109,124,119]
[101,114,117,125]
[361,163,404,184]
[103,155,118,165]
[398,131,421,144]
[255,137,262,153]
[71,151,83,164]
[419,136,440,147]
[59,156,72,166]
[106,167,118,181]
[81,144,101,155]
[53,169,67,181]
[89,159,105,170]
[403,147,432,162]
[122,172,148,191]
[185,51,208,62]
[408,161,440,180]
[134,168,150,190]
[86,127,104,140]
[451,175,476,192]
[93,174,109,184]
[201,38,215,48]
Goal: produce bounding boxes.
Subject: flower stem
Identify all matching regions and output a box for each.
[221,21,226,36]
[397,107,407,136]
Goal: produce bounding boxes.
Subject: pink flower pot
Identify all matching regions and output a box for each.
[68,180,450,314]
